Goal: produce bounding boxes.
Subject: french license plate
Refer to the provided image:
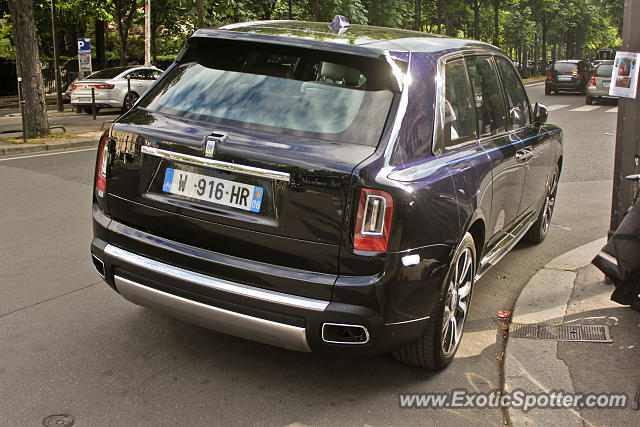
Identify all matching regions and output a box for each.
[603,81,610,87]
[77,97,92,103]
[557,76,572,81]
[163,168,263,212]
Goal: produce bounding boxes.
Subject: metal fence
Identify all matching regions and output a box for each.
[41,67,79,94]
[0,60,78,97]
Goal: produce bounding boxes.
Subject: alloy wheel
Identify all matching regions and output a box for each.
[541,170,558,235]
[441,247,474,357]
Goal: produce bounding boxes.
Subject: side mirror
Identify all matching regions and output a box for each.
[533,102,548,124]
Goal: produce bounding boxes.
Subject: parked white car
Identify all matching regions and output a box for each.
[70,66,163,113]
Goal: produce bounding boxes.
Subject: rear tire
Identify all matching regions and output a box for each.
[526,164,559,243]
[545,86,551,95]
[586,96,593,105]
[392,233,476,370]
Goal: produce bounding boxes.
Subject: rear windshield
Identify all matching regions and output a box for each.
[595,64,613,77]
[137,40,398,145]
[86,67,132,79]
[553,62,578,73]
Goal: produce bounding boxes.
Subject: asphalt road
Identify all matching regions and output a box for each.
[0,84,617,426]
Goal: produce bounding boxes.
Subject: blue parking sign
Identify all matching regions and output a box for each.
[77,38,91,54]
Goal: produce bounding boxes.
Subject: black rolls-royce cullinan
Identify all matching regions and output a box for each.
[90,17,562,370]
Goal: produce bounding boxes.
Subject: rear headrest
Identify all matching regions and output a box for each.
[320,62,360,84]
[248,63,294,79]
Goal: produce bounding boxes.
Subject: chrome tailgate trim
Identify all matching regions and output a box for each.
[114,275,311,352]
[141,146,290,182]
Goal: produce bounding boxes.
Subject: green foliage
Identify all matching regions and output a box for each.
[0,15,15,59]
[0,0,625,66]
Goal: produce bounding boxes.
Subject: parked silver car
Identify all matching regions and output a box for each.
[71,66,163,113]
[586,60,615,105]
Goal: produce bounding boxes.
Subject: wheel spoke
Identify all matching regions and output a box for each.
[458,281,471,299]
[458,299,468,316]
[442,306,452,333]
[459,250,471,285]
[449,317,458,351]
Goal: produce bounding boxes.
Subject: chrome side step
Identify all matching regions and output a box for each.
[114,275,311,352]
[476,212,536,280]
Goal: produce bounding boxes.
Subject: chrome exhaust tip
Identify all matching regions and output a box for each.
[91,253,106,279]
[321,323,370,344]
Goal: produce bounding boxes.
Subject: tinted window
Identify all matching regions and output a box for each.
[138,43,396,145]
[126,70,146,79]
[466,56,507,136]
[441,59,474,147]
[496,57,530,128]
[595,64,613,77]
[86,67,132,79]
[553,62,578,73]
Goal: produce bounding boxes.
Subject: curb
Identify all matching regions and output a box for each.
[503,238,606,426]
[0,137,99,157]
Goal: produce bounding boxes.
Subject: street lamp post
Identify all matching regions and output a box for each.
[50,0,63,112]
[145,0,151,66]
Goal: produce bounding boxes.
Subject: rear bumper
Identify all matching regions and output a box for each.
[586,86,616,98]
[71,92,122,108]
[546,79,585,91]
[91,207,441,354]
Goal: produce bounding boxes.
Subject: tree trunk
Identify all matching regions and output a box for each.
[311,0,320,21]
[437,0,442,33]
[534,31,538,75]
[95,19,106,70]
[414,0,422,31]
[8,0,49,137]
[151,27,157,64]
[444,0,454,36]
[541,16,547,71]
[472,0,479,40]
[493,0,500,46]
[196,0,206,28]
[114,0,138,66]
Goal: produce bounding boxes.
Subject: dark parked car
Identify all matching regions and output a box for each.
[90,17,563,370]
[545,60,591,94]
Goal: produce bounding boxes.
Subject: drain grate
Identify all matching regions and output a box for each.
[510,324,612,342]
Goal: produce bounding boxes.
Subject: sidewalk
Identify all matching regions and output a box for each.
[0,132,102,156]
[504,239,640,425]
[0,106,118,156]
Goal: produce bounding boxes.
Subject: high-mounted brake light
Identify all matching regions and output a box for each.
[95,137,109,197]
[354,189,393,252]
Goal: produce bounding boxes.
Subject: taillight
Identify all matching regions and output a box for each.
[547,70,552,80]
[578,72,584,81]
[354,189,393,252]
[95,137,109,197]
[589,73,596,86]
[90,84,115,89]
